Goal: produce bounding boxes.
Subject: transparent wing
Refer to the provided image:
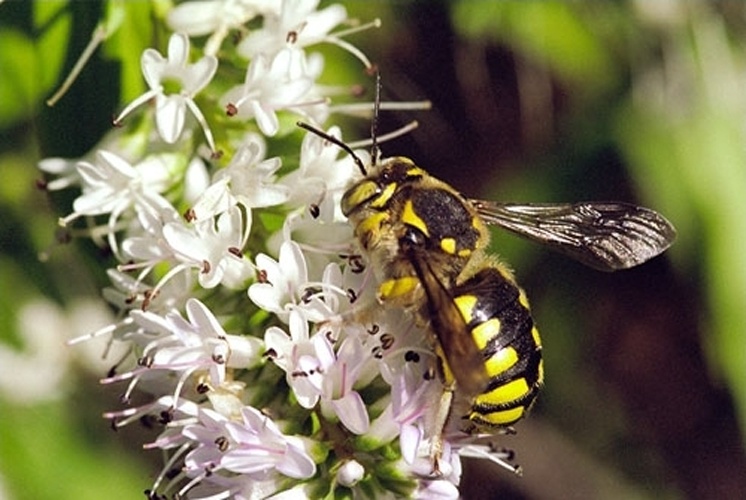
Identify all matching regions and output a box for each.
[471,201,676,271]
[407,247,489,396]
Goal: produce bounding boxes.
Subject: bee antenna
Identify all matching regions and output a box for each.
[370,69,381,167]
[296,121,367,176]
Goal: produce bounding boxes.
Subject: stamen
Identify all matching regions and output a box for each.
[112,89,159,127]
[47,25,108,106]
[458,444,524,476]
[149,443,190,494]
[325,35,375,70]
[330,100,432,116]
[184,97,218,155]
[332,18,382,39]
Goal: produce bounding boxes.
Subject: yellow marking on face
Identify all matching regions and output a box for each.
[484,346,519,378]
[471,318,500,350]
[454,295,478,322]
[356,212,389,248]
[477,378,529,406]
[342,180,379,214]
[440,237,456,255]
[369,182,398,209]
[400,199,429,237]
[457,248,472,258]
[473,406,525,427]
[378,276,420,301]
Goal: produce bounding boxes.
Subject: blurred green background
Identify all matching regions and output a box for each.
[2,1,746,499]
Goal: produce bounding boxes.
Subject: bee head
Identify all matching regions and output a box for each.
[340,157,425,217]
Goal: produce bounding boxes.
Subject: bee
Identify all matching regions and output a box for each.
[297,84,676,473]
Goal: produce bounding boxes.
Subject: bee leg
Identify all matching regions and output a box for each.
[428,383,455,475]
[376,276,420,304]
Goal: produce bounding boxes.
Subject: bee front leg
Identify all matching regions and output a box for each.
[428,382,455,475]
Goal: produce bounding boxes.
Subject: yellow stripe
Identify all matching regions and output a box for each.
[518,289,531,309]
[531,326,542,347]
[471,318,500,350]
[476,378,529,406]
[454,295,477,323]
[473,406,525,427]
[400,199,429,237]
[484,346,519,378]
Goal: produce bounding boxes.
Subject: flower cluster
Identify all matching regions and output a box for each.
[40,1,506,498]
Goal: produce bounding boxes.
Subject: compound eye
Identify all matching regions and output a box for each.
[400,226,427,249]
[379,166,394,184]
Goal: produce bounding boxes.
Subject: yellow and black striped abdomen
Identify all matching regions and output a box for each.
[452,267,544,429]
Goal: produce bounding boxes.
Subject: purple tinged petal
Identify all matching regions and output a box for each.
[399,423,422,464]
[331,391,370,435]
[221,448,281,475]
[277,438,317,479]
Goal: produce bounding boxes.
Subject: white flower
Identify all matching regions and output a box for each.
[317,334,370,434]
[222,405,317,479]
[190,133,290,220]
[60,149,175,257]
[237,0,347,59]
[167,0,280,56]
[163,205,253,289]
[64,150,170,220]
[264,310,370,435]
[38,129,145,191]
[114,33,218,150]
[222,47,315,136]
[102,299,262,398]
[281,125,367,212]
[102,267,192,314]
[248,240,308,321]
[119,201,182,279]
[264,310,317,406]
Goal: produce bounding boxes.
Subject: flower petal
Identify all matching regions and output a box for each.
[277,438,317,479]
[167,32,190,66]
[141,48,166,89]
[155,94,187,143]
[331,391,369,435]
